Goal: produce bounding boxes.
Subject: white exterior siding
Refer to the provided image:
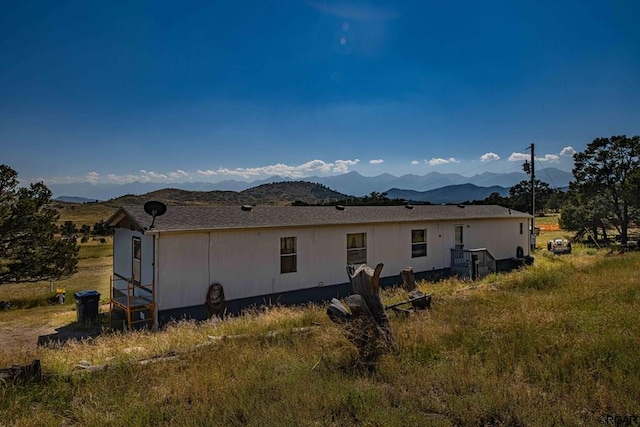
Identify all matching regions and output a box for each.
[155,233,209,311]
[147,217,529,312]
[112,228,154,285]
[109,205,532,318]
[459,218,528,260]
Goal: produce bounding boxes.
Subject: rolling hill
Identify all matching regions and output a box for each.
[386,184,510,204]
[55,181,350,225]
[108,181,348,207]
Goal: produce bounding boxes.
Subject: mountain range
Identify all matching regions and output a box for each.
[49,168,573,201]
[53,183,509,217]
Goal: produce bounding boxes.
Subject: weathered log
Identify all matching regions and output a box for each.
[206,326,321,343]
[400,267,417,291]
[72,327,321,374]
[327,298,352,324]
[346,294,372,318]
[0,359,41,386]
[390,306,414,317]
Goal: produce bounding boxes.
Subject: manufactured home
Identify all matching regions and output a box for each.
[107,204,532,327]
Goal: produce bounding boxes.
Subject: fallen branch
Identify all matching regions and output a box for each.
[384,292,432,311]
[73,326,320,374]
[205,326,320,344]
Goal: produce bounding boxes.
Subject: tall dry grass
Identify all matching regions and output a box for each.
[1,247,639,426]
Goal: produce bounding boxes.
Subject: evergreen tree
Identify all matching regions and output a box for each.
[0,165,78,283]
[508,179,552,214]
[92,219,114,236]
[572,135,640,244]
[60,221,77,240]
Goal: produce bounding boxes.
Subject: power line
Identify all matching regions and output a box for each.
[534,157,563,190]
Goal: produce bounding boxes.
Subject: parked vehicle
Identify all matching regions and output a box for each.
[547,238,572,254]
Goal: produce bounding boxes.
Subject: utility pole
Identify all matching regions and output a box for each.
[522,143,536,251]
[530,143,536,251]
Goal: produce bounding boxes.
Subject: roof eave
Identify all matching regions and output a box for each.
[106,207,146,232]
[141,213,532,234]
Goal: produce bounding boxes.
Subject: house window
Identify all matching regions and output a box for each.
[347,233,367,265]
[132,237,141,284]
[520,222,524,235]
[454,225,464,249]
[280,237,297,274]
[412,229,427,258]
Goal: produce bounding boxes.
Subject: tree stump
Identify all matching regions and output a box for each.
[327,263,398,366]
[0,360,41,386]
[400,267,417,291]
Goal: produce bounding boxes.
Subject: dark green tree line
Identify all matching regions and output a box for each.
[508,179,553,214]
[93,219,114,236]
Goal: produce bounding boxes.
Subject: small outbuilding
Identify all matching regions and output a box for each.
[107,204,532,327]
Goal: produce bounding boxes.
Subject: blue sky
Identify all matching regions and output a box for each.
[1,0,639,185]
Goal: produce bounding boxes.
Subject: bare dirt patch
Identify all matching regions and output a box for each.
[0,322,102,366]
[0,307,104,359]
[0,325,56,353]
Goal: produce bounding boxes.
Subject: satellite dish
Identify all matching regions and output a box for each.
[144,201,167,229]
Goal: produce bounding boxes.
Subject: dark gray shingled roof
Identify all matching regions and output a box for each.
[108,205,530,233]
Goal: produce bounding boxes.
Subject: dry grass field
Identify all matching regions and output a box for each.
[52,201,119,228]
[1,216,639,426]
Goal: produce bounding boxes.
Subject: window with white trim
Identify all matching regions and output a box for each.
[280,236,297,274]
[411,229,427,258]
[347,233,367,265]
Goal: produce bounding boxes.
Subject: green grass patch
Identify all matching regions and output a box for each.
[2,294,53,310]
[77,241,113,260]
[506,260,571,291]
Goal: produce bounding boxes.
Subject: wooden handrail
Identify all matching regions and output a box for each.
[110,276,156,330]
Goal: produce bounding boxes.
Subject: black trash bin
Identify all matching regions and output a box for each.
[74,290,101,322]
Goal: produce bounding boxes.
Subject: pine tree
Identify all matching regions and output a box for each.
[0,165,78,283]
